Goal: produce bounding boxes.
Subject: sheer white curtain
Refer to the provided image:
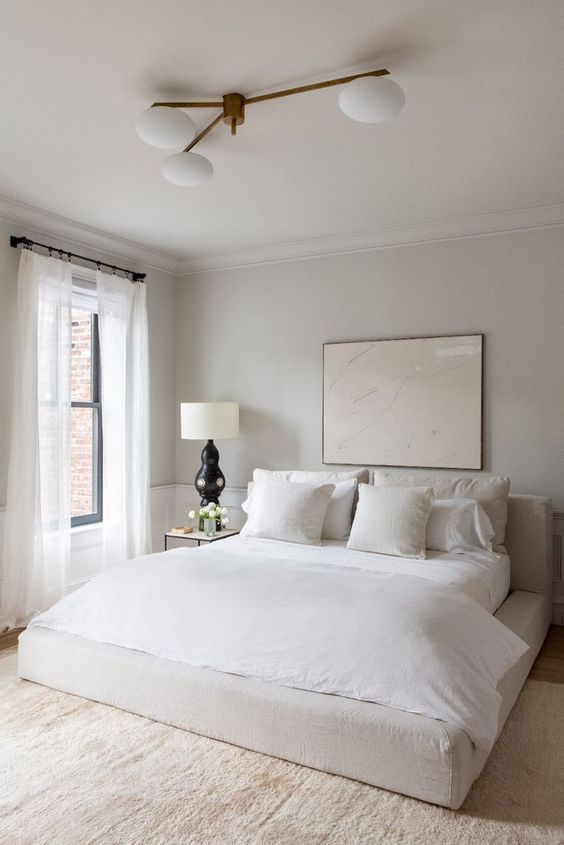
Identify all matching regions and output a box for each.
[97,270,151,566]
[0,250,72,630]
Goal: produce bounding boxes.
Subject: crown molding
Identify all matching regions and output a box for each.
[0,193,180,276]
[2,192,563,280]
[177,202,564,275]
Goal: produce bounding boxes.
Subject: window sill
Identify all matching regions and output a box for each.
[71,521,103,534]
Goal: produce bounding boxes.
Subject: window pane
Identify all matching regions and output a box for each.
[71,407,98,518]
[71,308,93,401]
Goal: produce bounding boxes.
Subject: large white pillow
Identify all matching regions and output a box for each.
[372,472,510,550]
[243,477,357,541]
[240,477,335,545]
[426,498,495,553]
[347,484,436,559]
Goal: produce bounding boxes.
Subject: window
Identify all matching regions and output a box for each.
[70,291,103,526]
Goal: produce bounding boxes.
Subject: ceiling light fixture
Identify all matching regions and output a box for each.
[135,68,405,186]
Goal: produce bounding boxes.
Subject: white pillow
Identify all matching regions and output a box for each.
[347,484,435,559]
[243,478,357,541]
[426,498,495,553]
[240,477,335,546]
[253,467,369,485]
[372,472,510,550]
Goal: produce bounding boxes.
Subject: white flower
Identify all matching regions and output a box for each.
[188,510,195,520]
[222,516,230,526]
[221,507,228,515]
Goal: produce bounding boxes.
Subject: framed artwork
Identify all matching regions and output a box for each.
[323,334,483,469]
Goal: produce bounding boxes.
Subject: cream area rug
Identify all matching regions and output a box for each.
[1,650,563,845]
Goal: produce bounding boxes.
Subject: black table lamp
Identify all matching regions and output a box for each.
[180,402,239,506]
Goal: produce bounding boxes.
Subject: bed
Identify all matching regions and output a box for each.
[17,493,552,809]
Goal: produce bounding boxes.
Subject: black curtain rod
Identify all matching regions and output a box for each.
[10,236,146,282]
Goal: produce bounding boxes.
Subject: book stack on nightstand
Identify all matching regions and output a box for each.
[164,528,240,551]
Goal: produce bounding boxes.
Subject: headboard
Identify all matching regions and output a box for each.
[505,494,553,596]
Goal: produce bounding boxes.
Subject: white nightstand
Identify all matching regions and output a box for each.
[164,528,239,551]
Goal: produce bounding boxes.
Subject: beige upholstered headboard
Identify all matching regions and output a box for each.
[504,494,553,596]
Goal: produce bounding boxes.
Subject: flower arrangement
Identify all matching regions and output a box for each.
[188,504,230,532]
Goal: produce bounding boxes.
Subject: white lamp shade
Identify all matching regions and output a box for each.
[134,106,196,149]
[338,77,405,124]
[162,151,214,186]
[181,402,239,440]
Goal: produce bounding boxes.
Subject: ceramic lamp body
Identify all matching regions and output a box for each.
[181,403,239,507]
[338,77,405,123]
[195,440,225,507]
[135,106,196,149]
[162,151,214,186]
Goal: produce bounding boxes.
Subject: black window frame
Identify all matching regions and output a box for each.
[70,311,103,527]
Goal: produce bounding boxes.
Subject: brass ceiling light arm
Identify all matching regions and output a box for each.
[183,112,224,152]
[151,100,223,108]
[244,68,389,106]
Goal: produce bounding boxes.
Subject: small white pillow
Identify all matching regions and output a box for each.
[243,477,358,541]
[347,484,435,559]
[240,478,335,545]
[426,498,495,553]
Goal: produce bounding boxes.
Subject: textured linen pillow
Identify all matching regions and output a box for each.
[243,477,357,541]
[240,478,335,545]
[347,484,436,559]
[425,498,495,553]
[372,472,510,550]
[253,467,369,485]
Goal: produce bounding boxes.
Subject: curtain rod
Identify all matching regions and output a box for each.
[10,236,146,282]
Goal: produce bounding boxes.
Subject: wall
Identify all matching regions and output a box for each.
[175,225,564,509]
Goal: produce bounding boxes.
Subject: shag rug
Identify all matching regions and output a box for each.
[1,649,563,845]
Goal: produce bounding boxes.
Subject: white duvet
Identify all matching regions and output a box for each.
[30,536,527,751]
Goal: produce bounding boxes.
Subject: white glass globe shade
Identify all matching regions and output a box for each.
[135,107,196,149]
[161,151,214,186]
[338,77,405,124]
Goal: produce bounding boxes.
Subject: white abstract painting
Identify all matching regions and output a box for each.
[323,335,483,469]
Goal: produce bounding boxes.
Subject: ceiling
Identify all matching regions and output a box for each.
[1,1,563,262]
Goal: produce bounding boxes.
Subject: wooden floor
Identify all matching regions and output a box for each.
[2,624,564,682]
[527,624,564,683]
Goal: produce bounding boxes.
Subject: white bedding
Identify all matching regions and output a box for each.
[215,537,510,613]
[30,536,524,751]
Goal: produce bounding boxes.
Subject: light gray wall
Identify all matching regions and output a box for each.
[175,226,564,508]
[0,218,178,507]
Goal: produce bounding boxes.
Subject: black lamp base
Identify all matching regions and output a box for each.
[194,439,225,507]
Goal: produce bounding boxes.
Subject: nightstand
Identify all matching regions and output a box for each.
[164,528,240,551]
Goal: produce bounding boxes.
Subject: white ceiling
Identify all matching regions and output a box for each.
[1,1,563,261]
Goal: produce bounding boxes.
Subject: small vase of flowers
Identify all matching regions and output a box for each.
[188,504,230,534]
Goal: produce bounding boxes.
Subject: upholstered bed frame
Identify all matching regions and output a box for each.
[18,494,553,809]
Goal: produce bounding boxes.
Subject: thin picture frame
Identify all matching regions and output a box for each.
[321,332,485,470]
